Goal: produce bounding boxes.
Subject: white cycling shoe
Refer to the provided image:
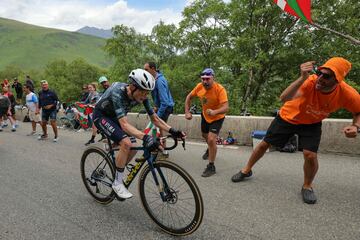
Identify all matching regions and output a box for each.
[112,183,133,199]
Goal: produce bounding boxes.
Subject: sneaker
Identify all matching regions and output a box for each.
[112,183,133,199]
[2,123,8,128]
[231,170,253,182]
[38,134,48,140]
[85,139,95,146]
[0,126,2,132]
[27,131,36,136]
[202,148,209,160]
[301,187,317,204]
[53,137,58,142]
[11,127,16,132]
[201,164,216,177]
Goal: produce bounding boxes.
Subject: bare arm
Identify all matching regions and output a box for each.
[184,93,193,114]
[184,93,193,120]
[150,114,171,132]
[280,61,315,103]
[119,116,145,140]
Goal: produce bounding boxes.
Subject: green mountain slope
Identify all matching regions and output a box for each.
[0,17,112,70]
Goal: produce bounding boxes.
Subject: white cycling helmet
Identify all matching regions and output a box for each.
[128,69,155,91]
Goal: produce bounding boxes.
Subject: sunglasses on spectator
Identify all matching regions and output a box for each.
[200,72,213,77]
[315,70,332,80]
[313,66,333,80]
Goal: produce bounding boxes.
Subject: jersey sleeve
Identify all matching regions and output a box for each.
[143,99,154,116]
[341,86,360,114]
[218,86,228,104]
[111,88,127,119]
[190,83,201,97]
[32,94,38,103]
[298,75,316,93]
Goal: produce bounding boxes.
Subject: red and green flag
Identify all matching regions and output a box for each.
[75,102,93,130]
[274,0,312,23]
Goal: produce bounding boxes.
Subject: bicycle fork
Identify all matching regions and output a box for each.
[148,159,171,202]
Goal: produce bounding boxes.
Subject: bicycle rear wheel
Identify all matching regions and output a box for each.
[138,161,203,236]
[80,146,115,204]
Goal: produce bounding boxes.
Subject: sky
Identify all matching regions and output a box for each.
[0,0,194,34]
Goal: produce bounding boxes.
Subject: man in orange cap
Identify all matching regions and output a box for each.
[231,57,360,204]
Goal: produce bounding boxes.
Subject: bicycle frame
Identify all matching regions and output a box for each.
[104,137,176,202]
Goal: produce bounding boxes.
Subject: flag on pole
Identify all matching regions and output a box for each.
[274,0,312,23]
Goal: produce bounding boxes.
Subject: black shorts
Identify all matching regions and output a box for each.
[201,114,224,134]
[93,110,136,144]
[41,109,57,122]
[0,107,7,118]
[264,115,322,153]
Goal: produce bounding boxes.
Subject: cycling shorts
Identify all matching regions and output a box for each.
[93,110,136,144]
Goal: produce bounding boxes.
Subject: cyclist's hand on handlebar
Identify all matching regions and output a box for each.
[142,135,160,151]
[169,128,186,139]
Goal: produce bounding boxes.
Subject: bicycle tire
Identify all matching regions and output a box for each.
[138,161,203,236]
[80,146,116,204]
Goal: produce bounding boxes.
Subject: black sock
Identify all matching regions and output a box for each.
[209,162,214,166]
[91,135,95,141]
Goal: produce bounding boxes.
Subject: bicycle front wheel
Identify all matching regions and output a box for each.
[80,146,116,204]
[138,161,203,236]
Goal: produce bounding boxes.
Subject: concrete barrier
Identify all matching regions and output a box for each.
[126,113,360,155]
[16,109,360,155]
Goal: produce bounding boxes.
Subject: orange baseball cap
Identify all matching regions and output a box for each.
[319,57,352,82]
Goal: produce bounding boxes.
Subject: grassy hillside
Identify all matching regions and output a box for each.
[0,18,112,70]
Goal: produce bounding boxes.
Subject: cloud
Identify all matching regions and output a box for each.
[0,0,183,33]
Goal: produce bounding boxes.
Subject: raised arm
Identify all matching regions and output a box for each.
[280,61,315,103]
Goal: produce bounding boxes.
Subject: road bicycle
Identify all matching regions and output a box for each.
[80,134,204,236]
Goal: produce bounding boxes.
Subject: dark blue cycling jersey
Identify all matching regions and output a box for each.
[95,82,154,119]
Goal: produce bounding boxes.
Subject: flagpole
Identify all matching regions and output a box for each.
[311,22,360,46]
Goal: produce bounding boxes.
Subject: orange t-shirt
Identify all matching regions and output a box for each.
[190,82,228,123]
[280,75,360,124]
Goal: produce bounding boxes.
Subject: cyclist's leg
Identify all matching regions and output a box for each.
[94,114,133,198]
[126,137,137,163]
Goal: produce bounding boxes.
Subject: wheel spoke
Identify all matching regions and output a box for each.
[140,162,203,235]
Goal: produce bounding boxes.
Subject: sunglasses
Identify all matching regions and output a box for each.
[313,66,332,80]
[200,72,213,77]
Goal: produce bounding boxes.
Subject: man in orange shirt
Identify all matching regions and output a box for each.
[231,57,360,204]
[185,68,229,177]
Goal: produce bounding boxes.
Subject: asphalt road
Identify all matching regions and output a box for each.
[0,123,359,240]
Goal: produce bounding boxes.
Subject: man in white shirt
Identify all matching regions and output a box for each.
[24,84,40,135]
